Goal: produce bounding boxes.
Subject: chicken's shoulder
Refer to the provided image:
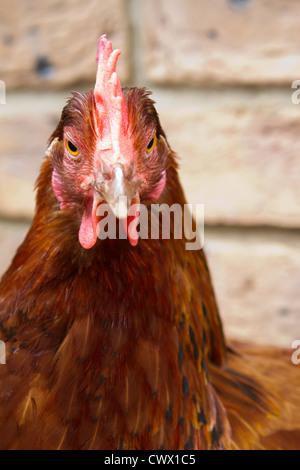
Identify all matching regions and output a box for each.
[209,340,300,450]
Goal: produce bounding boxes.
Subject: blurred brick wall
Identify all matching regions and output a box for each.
[0,0,299,346]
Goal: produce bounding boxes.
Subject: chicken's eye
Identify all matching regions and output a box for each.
[66,139,79,158]
[146,135,157,154]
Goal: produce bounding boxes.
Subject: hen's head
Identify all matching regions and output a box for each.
[49,35,169,249]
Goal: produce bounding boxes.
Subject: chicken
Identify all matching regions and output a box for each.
[0,35,299,450]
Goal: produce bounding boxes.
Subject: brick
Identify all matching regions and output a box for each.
[0,220,30,278]
[205,227,300,347]
[153,87,300,228]
[0,221,298,349]
[143,0,300,85]
[1,87,300,228]
[0,92,65,218]
[0,0,129,89]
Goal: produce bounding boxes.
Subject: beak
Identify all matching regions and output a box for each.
[98,165,140,219]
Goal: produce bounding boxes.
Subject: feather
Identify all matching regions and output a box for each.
[0,36,299,450]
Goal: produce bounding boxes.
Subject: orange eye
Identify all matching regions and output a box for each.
[66,139,79,157]
[146,135,157,154]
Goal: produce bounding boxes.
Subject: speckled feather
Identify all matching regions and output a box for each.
[0,87,299,450]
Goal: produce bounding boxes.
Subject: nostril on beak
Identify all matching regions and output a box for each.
[125,161,134,182]
[94,163,140,219]
[112,162,134,182]
[100,161,134,182]
[100,162,112,181]
[104,166,134,220]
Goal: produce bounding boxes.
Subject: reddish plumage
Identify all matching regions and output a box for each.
[0,37,299,450]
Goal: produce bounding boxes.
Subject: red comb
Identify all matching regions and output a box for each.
[94,35,128,148]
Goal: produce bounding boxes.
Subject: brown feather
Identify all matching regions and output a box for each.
[0,87,299,449]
